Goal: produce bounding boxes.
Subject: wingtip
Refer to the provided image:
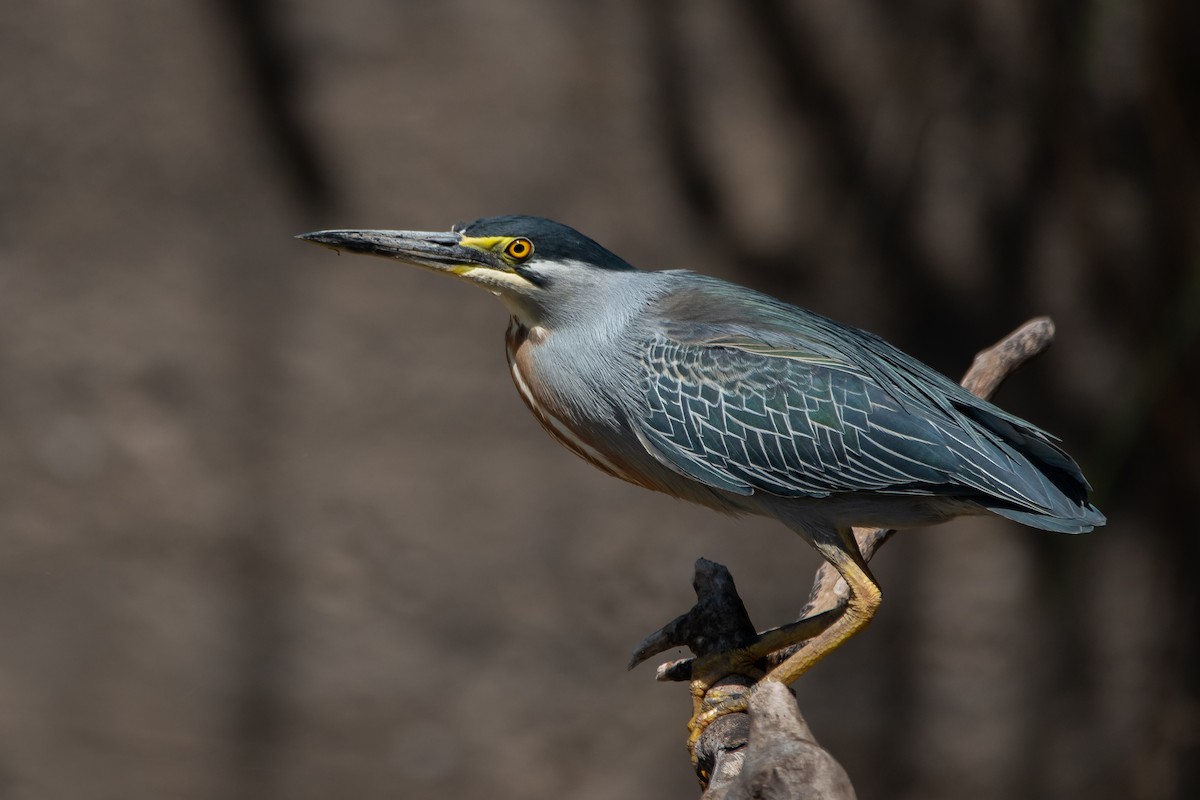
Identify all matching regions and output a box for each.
[988,503,1107,533]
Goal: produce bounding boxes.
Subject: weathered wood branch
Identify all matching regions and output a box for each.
[630,318,1056,796]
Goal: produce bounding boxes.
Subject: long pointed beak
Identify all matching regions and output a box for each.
[295,229,499,274]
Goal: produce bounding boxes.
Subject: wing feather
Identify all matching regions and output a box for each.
[629,275,1103,529]
[635,332,1066,510]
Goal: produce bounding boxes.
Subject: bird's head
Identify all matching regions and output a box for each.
[298,215,638,325]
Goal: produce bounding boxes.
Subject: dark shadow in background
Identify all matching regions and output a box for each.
[209,2,337,798]
[216,0,334,214]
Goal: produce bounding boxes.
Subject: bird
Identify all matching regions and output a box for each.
[298,214,1104,749]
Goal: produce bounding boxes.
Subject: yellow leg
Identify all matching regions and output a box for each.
[686,528,881,767]
[765,526,882,685]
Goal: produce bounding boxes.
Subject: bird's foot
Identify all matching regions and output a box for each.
[686,678,752,776]
[683,644,764,757]
[655,619,836,770]
[629,559,840,777]
[635,555,878,787]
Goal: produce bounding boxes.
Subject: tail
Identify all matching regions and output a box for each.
[961,406,1106,534]
[988,503,1106,533]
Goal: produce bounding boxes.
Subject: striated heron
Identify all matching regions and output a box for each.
[298,215,1104,754]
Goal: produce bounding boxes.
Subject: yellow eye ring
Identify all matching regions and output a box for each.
[504,238,533,261]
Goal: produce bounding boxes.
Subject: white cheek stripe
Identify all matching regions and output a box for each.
[508,358,634,482]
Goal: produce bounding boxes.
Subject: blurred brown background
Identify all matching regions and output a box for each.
[1,1,1197,798]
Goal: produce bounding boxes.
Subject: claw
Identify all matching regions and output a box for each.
[686,679,753,780]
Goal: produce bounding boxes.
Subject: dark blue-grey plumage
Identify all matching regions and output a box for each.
[636,276,1103,533]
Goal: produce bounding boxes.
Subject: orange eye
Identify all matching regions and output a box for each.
[504,238,533,261]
